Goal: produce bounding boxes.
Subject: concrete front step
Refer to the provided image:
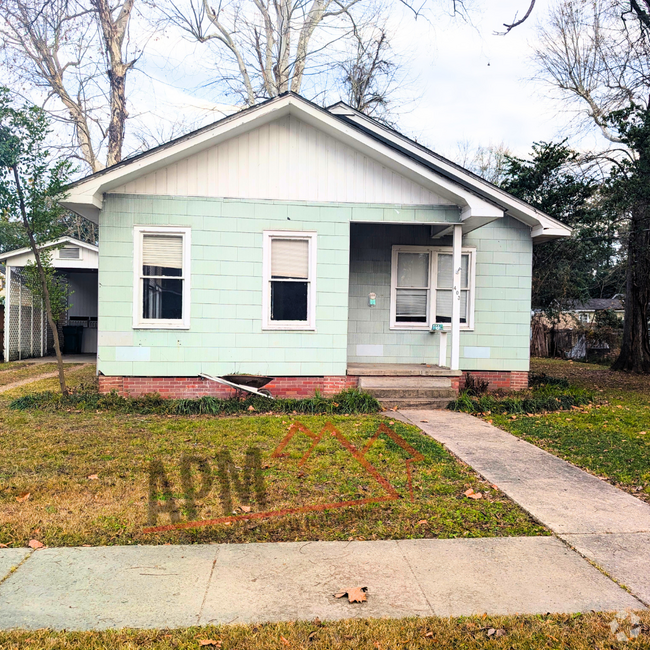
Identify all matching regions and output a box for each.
[359,376,452,389]
[369,388,456,399]
[379,397,455,409]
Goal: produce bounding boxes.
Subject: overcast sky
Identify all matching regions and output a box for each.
[126,0,606,163]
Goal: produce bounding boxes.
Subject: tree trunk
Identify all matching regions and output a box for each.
[12,166,67,393]
[612,201,650,373]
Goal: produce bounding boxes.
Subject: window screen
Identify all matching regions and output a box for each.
[270,238,310,322]
[141,234,184,321]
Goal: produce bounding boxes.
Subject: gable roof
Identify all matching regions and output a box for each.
[0,236,98,264]
[62,93,571,243]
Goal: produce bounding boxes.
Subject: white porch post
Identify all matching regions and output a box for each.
[451,224,462,371]
[4,267,10,362]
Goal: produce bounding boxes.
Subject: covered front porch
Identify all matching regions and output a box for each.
[347,220,469,373]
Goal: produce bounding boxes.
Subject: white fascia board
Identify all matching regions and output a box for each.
[329,104,572,240]
[63,94,503,222]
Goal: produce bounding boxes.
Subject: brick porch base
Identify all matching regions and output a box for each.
[98,375,359,399]
[99,370,527,399]
[453,370,529,392]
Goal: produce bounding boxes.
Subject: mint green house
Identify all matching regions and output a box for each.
[62,93,570,401]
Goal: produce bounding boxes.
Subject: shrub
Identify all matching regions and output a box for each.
[448,384,593,415]
[9,387,381,416]
[463,372,490,397]
[528,372,570,389]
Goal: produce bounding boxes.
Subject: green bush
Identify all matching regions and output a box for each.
[528,372,570,389]
[448,384,593,415]
[9,387,381,416]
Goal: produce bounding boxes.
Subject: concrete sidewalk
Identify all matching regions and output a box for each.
[0,537,642,630]
[400,410,650,606]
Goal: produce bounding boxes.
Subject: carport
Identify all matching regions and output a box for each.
[0,237,98,362]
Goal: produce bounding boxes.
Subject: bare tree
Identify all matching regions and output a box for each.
[453,141,512,185]
[158,0,468,106]
[0,0,141,173]
[336,19,405,124]
[534,0,650,372]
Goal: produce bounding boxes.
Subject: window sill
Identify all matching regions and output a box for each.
[390,325,474,332]
[262,324,317,331]
[133,322,190,330]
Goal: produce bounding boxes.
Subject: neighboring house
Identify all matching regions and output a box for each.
[567,297,625,325]
[0,237,99,362]
[61,93,571,400]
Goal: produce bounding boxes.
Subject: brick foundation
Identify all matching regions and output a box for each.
[98,375,359,399]
[456,370,528,392]
[100,370,527,399]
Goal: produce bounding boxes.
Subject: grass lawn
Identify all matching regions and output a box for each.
[489,358,650,502]
[0,366,544,547]
[1,612,649,649]
[0,362,73,389]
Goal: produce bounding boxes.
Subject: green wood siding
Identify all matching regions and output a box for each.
[98,196,459,377]
[97,194,531,377]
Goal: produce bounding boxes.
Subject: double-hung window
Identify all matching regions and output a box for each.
[391,246,475,330]
[133,226,191,329]
[263,231,316,330]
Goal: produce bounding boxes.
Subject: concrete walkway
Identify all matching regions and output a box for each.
[0,537,642,630]
[400,410,650,606]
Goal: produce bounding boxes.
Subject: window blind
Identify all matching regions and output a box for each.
[143,235,183,270]
[271,239,309,279]
[396,289,428,316]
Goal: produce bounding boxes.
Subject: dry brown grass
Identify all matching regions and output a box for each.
[1,612,649,649]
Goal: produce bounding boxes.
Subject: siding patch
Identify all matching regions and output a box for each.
[463,346,491,359]
[116,346,151,362]
[98,331,134,347]
[356,344,384,357]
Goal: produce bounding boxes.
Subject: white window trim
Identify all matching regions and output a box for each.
[390,245,476,332]
[133,226,191,330]
[262,230,317,331]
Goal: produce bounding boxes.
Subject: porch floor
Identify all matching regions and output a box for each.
[347,363,462,377]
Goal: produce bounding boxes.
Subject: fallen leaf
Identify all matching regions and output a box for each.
[280,636,290,646]
[308,631,318,641]
[247,405,255,411]
[469,492,483,500]
[87,474,99,480]
[464,489,474,497]
[198,640,221,647]
[240,505,251,513]
[388,421,394,425]
[640,431,647,435]
[416,519,428,526]
[486,628,506,638]
[334,586,368,603]
[420,420,429,423]
[0,543,8,548]
[28,539,44,549]
[424,631,434,638]
[16,492,30,503]
[391,406,398,411]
